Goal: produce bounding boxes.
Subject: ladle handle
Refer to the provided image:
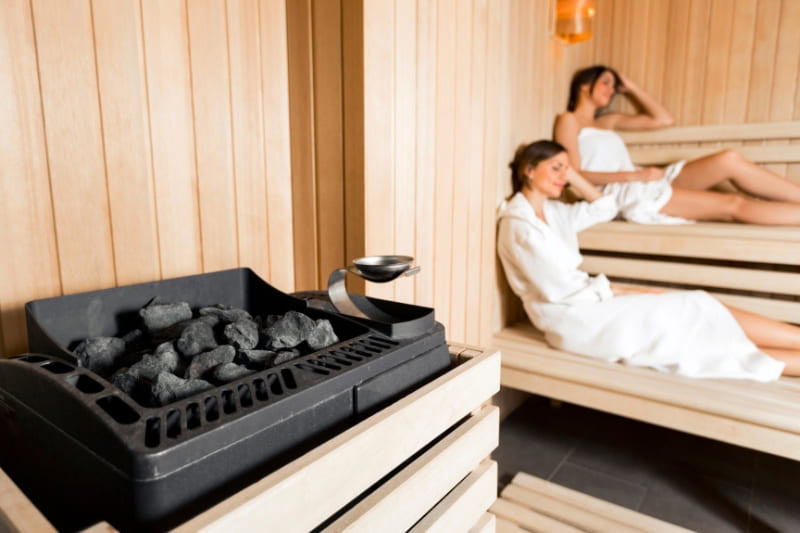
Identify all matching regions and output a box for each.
[404,266,421,277]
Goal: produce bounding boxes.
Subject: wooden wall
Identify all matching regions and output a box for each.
[357,0,587,346]
[0,0,293,355]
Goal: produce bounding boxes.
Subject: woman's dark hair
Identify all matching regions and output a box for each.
[508,140,566,197]
[567,65,621,112]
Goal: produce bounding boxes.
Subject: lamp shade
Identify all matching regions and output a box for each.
[554,0,595,44]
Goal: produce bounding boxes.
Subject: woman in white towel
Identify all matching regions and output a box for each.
[553,65,800,225]
[497,140,800,380]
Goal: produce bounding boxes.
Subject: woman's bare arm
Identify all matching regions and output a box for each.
[553,113,664,184]
[601,74,674,131]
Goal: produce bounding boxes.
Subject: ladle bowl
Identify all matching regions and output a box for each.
[351,255,416,282]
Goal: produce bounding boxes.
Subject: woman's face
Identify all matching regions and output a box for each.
[526,152,569,198]
[589,70,616,107]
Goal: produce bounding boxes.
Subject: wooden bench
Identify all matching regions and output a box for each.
[493,120,800,461]
[491,471,690,533]
[1,345,500,533]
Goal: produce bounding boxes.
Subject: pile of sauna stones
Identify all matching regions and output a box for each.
[72,302,339,407]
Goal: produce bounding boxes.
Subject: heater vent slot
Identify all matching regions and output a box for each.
[41,361,73,374]
[238,384,253,407]
[267,373,284,394]
[295,363,329,376]
[20,355,47,363]
[204,396,219,422]
[97,395,140,425]
[253,378,268,401]
[186,402,201,429]
[166,409,181,439]
[145,417,161,448]
[222,390,236,414]
[281,369,297,390]
[68,374,105,394]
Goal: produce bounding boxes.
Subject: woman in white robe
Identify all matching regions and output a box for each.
[553,65,800,225]
[497,140,800,380]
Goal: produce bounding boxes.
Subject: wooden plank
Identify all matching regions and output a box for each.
[746,0,781,123]
[579,220,800,264]
[362,0,395,301]
[628,144,800,166]
[328,407,498,532]
[92,0,160,287]
[141,0,203,279]
[285,0,318,291]
[465,0,488,346]
[414,0,436,309]
[467,513,496,533]
[499,363,800,462]
[432,0,457,335]
[260,0,295,292]
[478,1,502,346]
[494,516,527,533]
[32,0,116,294]
[312,0,346,290]
[680,0,711,125]
[702,0,734,125]
[0,466,56,533]
[501,484,640,533]
[770,2,800,122]
[620,121,800,144]
[341,0,365,295]
[490,498,581,533]
[661,0,690,125]
[174,349,500,533]
[494,326,800,435]
[0,0,61,355]
[643,0,669,106]
[580,255,800,296]
[187,0,238,273]
[393,0,417,305]
[722,0,756,124]
[226,0,270,281]
[510,473,692,533]
[409,460,498,533]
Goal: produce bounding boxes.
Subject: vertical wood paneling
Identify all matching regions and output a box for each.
[187,0,239,272]
[394,0,417,304]
[0,0,61,354]
[141,0,203,278]
[363,0,395,301]
[93,0,161,287]
[312,0,346,289]
[286,0,318,291]
[227,0,269,281]
[414,0,436,309]
[661,0,690,121]
[432,0,457,333]
[702,0,734,124]
[31,0,116,294]
[260,0,295,292]
[746,0,781,123]
[642,0,668,104]
[682,0,712,124]
[722,0,757,123]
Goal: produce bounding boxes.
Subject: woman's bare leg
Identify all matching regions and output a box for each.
[761,348,800,376]
[724,305,800,350]
[660,187,800,225]
[671,149,800,203]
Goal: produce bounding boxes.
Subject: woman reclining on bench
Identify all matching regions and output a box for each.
[497,140,800,381]
[554,65,800,225]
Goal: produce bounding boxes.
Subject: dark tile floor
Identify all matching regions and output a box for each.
[492,395,800,532]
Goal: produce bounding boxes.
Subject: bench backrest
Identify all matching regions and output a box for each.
[494,121,800,333]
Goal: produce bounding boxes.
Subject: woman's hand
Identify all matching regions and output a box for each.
[616,72,637,94]
[634,167,665,182]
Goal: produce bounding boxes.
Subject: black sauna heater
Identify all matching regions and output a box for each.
[0,268,450,531]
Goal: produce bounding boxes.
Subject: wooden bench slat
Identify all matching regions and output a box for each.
[500,484,640,533]
[581,255,800,296]
[490,499,582,533]
[0,467,56,533]
[619,121,800,144]
[510,472,691,533]
[579,221,800,265]
[409,460,497,533]
[467,512,496,533]
[494,516,529,533]
[628,145,800,166]
[494,324,800,433]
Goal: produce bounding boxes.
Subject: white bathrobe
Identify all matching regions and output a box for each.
[496,191,784,381]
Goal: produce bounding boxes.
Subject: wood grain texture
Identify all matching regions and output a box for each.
[0,0,61,355]
[92,0,160,287]
[31,0,116,294]
[227,0,270,281]
[187,0,239,273]
[141,0,203,279]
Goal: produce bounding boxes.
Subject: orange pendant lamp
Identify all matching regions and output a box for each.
[554,0,596,44]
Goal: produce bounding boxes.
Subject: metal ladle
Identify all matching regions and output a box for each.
[328,255,420,319]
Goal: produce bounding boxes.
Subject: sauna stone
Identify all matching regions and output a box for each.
[74,337,127,374]
[264,311,316,349]
[307,319,338,351]
[239,349,277,366]
[223,319,259,350]
[185,345,236,379]
[176,319,218,357]
[127,342,180,381]
[198,304,252,324]
[139,302,192,332]
[212,362,254,383]
[273,349,301,366]
[152,372,212,406]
